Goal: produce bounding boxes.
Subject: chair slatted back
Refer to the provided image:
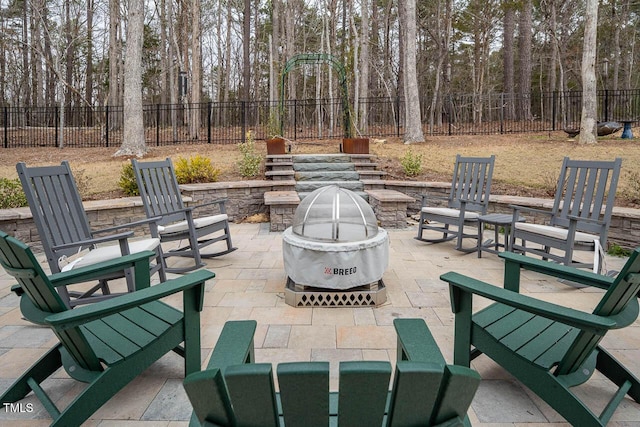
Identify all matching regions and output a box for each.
[449,154,495,213]
[557,248,640,375]
[0,232,102,371]
[184,359,481,426]
[551,157,622,237]
[131,158,185,225]
[16,162,93,272]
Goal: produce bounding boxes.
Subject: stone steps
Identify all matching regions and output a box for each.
[295,170,360,181]
[295,180,364,193]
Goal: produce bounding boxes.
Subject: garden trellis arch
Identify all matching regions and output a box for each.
[280,53,352,137]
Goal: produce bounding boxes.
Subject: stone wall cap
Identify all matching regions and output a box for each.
[365,189,415,202]
[180,180,295,191]
[264,191,300,205]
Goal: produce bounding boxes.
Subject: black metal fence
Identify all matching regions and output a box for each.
[2,89,639,148]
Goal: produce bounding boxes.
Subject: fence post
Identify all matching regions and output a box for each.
[241,101,246,143]
[156,104,160,146]
[552,91,557,131]
[448,95,453,136]
[604,89,609,122]
[105,106,109,147]
[207,102,212,144]
[500,93,504,134]
[3,107,7,148]
[294,99,298,140]
[54,106,59,147]
[396,96,400,137]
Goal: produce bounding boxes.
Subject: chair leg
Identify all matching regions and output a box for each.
[1,346,62,404]
[596,347,640,403]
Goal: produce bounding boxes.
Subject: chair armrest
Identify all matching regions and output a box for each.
[91,216,163,235]
[45,269,215,329]
[393,318,445,366]
[510,204,554,217]
[48,251,156,289]
[499,251,614,291]
[442,271,615,334]
[207,320,257,370]
[566,215,606,226]
[51,231,134,251]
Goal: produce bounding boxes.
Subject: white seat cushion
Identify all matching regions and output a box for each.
[60,238,161,272]
[157,214,228,235]
[514,222,597,243]
[421,207,480,220]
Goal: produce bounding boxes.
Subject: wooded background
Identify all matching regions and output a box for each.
[1,1,638,138]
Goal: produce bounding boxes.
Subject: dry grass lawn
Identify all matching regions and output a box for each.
[2,130,640,207]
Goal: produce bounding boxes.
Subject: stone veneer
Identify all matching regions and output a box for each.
[2,179,640,251]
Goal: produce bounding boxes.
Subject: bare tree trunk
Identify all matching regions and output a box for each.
[108,0,122,129]
[579,0,598,144]
[359,0,369,133]
[403,0,424,143]
[503,2,515,120]
[243,0,250,101]
[518,0,532,120]
[190,0,201,139]
[116,0,147,156]
[86,0,94,108]
[30,0,44,107]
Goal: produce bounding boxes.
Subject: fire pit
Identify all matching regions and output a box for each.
[283,185,388,307]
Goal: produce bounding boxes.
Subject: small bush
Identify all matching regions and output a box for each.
[71,167,92,197]
[607,242,632,258]
[237,131,262,177]
[118,163,139,196]
[174,155,220,184]
[401,149,423,177]
[0,178,28,209]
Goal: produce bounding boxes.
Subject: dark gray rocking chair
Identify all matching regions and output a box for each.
[509,157,622,273]
[16,161,166,309]
[416,154,495,252]
[132,158,236,274]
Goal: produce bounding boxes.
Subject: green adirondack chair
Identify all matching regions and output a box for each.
[0,231,215,426]
[184,318,481,427]
[442,250,640,426]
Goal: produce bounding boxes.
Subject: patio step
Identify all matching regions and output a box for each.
[295,180,364,193]
[293,162,356,172]
[295,170,360,181]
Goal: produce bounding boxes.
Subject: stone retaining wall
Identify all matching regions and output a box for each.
[2,179,639,251]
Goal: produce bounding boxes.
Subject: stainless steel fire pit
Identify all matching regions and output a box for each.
[283,185,388,307]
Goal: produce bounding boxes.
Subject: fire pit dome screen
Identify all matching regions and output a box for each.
[283,185,389,291]
[292,185,379,242]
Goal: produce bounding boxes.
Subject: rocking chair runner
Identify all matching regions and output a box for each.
[0,231,215,426]
[132,158,237,274]
[17,161,166,309]
[442,250,640,426]
[416,155,495,252]
[509,157,622,273]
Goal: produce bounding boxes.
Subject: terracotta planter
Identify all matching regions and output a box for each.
[342,138,369,154]
[266,137,286,155]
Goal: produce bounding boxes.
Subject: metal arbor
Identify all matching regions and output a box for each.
[280,53,352,138]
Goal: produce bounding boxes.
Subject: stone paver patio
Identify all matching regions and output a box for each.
[1,222,639,426]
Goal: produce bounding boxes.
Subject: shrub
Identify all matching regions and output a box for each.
[0,178,27,209]
[118,163,139,196]
[401,148,423,177]
[71,167,92,197]
[237,130,262,177]
[624,170,640,204]
[174,155,220,184]
[607,242,632,258]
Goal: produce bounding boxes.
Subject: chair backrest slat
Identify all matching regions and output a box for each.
[132,158,186,224]
[449,154,495,213]
[387,361,444,427]
[277,362,330,427]
[17,162,94,272]
[432,365,482,425]
[224,363,279,427]
[338,361,391,427]
[551,157,622,239]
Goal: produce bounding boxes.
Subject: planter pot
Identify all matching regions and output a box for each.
[342,138,369,154]
[266,137,286,155]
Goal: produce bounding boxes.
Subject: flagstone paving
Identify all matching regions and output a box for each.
[1,222,639,426]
